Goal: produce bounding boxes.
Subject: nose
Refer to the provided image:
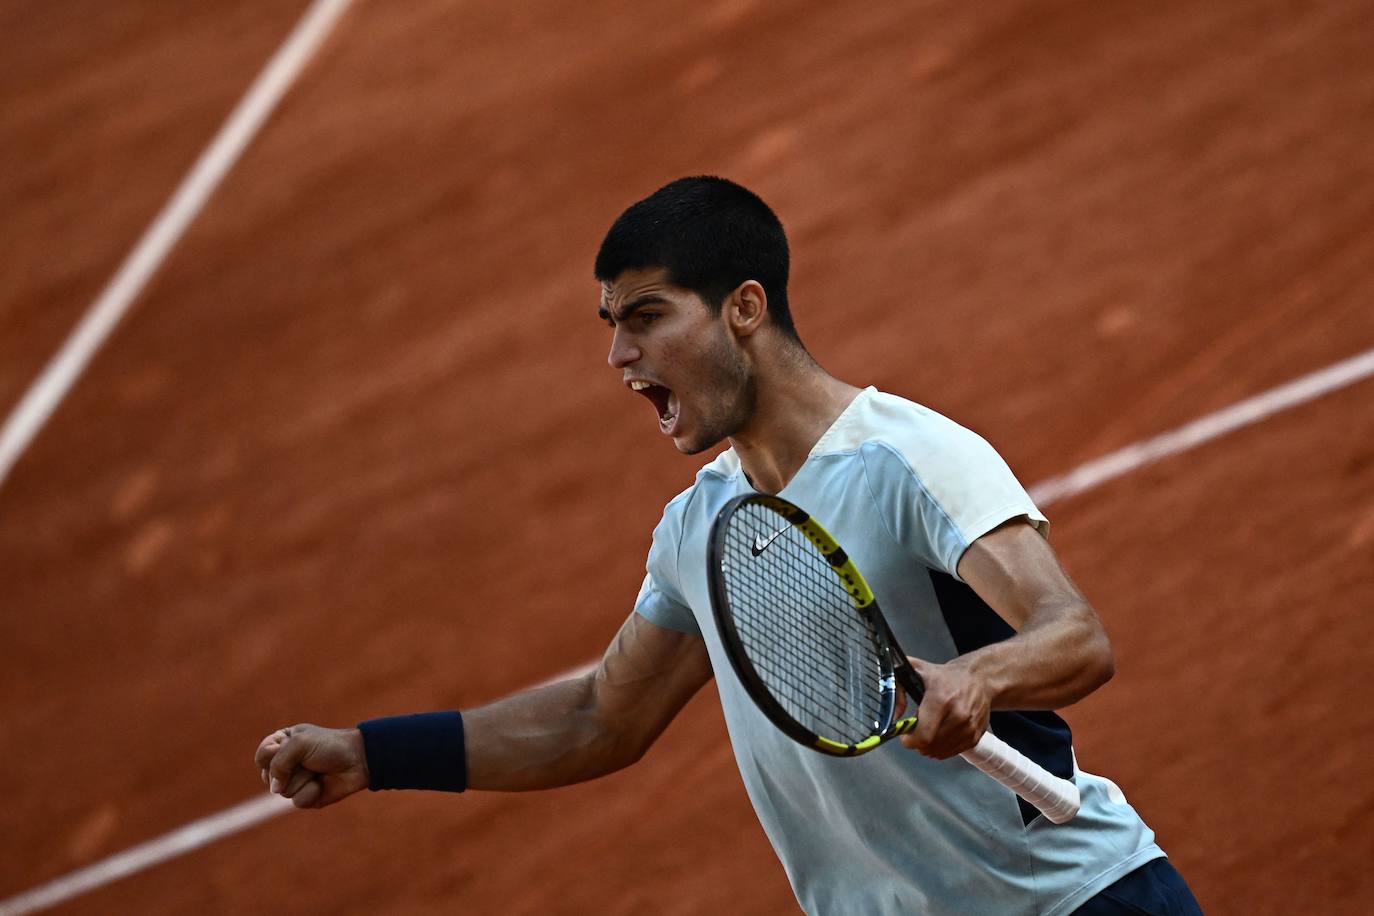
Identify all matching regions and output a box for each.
[607,327,641,369]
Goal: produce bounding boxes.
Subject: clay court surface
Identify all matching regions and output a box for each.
[3,1,1373,912]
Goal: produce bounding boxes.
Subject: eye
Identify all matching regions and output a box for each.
[639,311,660,326]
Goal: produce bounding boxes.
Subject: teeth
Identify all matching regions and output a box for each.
[630,381,651,390]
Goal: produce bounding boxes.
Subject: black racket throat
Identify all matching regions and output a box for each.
[889,649,925,704]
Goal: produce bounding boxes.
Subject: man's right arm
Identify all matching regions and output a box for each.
[256,612,712,807]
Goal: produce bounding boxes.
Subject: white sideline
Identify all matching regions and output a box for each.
[0,796,295,916]
[1028,347,1374,505]
[0,660,599,916]
[0,0,356,491]
[3,345,1372,914]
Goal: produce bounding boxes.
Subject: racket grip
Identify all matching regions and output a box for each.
[960,731,1081,824]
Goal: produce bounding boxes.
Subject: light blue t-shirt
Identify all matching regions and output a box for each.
[635,388,1163,916]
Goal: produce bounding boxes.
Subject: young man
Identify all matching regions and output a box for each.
[256,177,1201,914]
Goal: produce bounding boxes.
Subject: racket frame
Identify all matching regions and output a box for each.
[708,493,919,756]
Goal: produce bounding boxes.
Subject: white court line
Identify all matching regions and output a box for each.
[0,659,600,916]
[1029,347,1374,505]
[2,344,1372,915]
[0,796,295,916]
[0,0,356,492]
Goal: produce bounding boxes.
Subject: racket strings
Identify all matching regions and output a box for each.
[720,504,887,744]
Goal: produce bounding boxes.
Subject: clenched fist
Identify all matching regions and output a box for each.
[896,657,991,760]
[255,723,370,809]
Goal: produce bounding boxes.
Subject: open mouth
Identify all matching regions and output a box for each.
[629,380,679,433]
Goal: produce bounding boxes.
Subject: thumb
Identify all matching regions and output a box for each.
[905,655,933,680]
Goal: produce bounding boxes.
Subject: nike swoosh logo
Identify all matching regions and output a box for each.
[751,524,790,556]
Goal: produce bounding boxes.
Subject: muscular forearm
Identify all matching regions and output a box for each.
[902,596,1114,758]
[462,675,646,791]
[959,598,1115,710]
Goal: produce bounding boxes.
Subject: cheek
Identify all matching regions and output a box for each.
[698,351,750,423]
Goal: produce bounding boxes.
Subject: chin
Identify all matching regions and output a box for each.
[673,430,723,455]
[673,437,713,456]
[672,411,742,455]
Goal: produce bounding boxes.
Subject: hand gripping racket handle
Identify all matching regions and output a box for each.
[960,731,1081,824]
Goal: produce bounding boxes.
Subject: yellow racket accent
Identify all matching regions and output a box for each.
[812,732,885,756]
[754,496,876,608]
[826,553,876,609]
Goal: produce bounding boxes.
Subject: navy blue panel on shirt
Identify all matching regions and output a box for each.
[928,570,1076,825]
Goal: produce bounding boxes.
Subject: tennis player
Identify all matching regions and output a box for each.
[256,177,1202,915]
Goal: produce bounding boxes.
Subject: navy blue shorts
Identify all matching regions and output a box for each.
[1074,858,1203,915]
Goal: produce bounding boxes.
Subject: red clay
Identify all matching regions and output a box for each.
[2,1,1372,913]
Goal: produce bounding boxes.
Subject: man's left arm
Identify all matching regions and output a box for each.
[900,517,1115,759]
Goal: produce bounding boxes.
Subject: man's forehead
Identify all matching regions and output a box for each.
[599,266,673,307]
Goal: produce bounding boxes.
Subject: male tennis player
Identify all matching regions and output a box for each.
[257,177,1201,914]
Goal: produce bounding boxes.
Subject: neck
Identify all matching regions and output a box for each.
[728,349,861,494]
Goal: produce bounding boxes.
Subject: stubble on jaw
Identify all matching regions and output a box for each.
[678,327,756,455]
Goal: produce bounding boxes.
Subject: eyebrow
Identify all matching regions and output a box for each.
[598,293,668,324]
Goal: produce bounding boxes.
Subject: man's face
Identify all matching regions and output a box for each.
[599,267,755,454]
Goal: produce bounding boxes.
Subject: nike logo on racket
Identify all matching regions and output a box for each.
[751,525,790,556]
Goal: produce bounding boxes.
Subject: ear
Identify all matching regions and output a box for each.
[725,280,768,338]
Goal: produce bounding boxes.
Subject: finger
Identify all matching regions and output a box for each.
[282,766,316,799]
[254,738,276,771]
[901,695,945,754]
[904,657,932,692]
[268,734,313,789]
[895,657,928,731]
[927,711,985,759]
[913,695,943,747]
[924,736,965,760]
[290,778,323,809]
[253,729,289,769]
[257,739,282,768]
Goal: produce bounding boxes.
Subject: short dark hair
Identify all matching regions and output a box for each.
[594,176,798,340]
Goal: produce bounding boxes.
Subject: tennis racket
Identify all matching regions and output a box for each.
[707,493,1080,824]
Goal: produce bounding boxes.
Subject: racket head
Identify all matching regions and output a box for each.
[707,494,920,756]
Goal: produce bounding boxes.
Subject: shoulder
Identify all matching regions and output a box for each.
[654,447,744,534]
[824,389,1048,570]
[816,388,997,471]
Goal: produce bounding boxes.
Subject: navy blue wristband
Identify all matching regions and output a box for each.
[356,711,467,792]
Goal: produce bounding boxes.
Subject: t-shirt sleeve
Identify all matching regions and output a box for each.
[862,417,1048,581]
[632,499,701,636]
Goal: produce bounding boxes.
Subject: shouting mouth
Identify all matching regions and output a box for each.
[630,380,679,435]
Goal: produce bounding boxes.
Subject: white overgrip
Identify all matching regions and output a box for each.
[960,731,1081,824]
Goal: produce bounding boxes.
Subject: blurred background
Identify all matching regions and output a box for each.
[2,0,1373,912]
